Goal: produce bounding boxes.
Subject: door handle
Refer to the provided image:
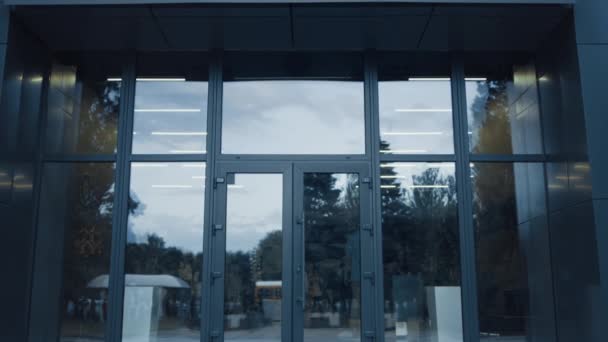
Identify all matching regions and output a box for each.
[296,296,305,310]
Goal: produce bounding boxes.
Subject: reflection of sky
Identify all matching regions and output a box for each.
[132,81,208,154]
[226,174,282,253]
[222,81,365,154]
[379,80,454,154]
[128,162,206,253]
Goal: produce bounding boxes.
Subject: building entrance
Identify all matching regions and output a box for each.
[209,162,373,342]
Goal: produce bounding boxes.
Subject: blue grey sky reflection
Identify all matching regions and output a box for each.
[128,162,206,253]
[226,174,282,253]
[222,80,365,154]
[379,80,454,154]
[133,81,208,154]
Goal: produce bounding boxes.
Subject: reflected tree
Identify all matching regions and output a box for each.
[469,80,512,154]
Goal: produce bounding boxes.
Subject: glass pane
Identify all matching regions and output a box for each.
[303,173,361,342]
[225,174,283,341]
[45,58,121,154]
[380,163,462,342]
[222,80,364,154]
[465,62,542,154]
[30,163,115,341]
[472,163,555,341]
[122,162,206,342]
[379,79,454,154]
[132,80,208,154]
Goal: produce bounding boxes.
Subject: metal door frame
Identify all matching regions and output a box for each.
[293,162,375,342]
[208,161,294,342]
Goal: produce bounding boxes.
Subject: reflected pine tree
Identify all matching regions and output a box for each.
[469,80,512,154]
[76,80,121,153]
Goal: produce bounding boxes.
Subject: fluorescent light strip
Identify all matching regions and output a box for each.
[151,131,207,136]
[135,109,201,113]
[152,185,193,189]
[465,77,487,81]
[107,78,186,82]
[407,185,449,189]
[395,109,452,113]
[380,184,449,189]
[381,132,444,136]
[381,185,397,189]
[409,78,450,81]
[380,149,427,154]
[380,175,408,179]
[169,150,206,154]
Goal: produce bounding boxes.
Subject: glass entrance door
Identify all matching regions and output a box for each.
[209,163,373,342]
[293,163,374,342]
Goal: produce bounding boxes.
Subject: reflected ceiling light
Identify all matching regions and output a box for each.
[465,77,487,81]
[380,149,427,154]
[380,175,407,179]
[574,164,590,170]
[409,78,450,81]
[192,176,206,179]
[380,185,398,189]
[395,109,452,112]
[556,175,583,181]
[381,131,443,136]
[182,164,206,168]
[152,185,193,189]
[151,131,207,136]
[169,150,206,154]
[134,109,201,113]
[132,163,169,168]
[107,78,186,82]
[406,185,449,189]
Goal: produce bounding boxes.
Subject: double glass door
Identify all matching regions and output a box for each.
[208,162,374,342]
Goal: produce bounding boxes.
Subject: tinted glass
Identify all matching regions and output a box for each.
[472,163,555,341]
[222,81,364,154]
[224,174,283,341]
[465,62,542,154]
[30,163,115,341]
[380,163,462,341]
[379,79,454,154]
[132,79,208,154]
[222,53,364,155]
[45,62,121,154]
[303,173,361,341]
[122,162,206,341]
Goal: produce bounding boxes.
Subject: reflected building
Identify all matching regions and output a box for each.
[1,2,607,342]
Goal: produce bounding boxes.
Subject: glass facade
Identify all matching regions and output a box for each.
[122,162,206,341]
[32,162,116,341]
[380,163,462,342]
[28,52,557,342]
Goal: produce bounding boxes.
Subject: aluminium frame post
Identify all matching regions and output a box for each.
[106,54,136,342]
[451,56,480,342]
